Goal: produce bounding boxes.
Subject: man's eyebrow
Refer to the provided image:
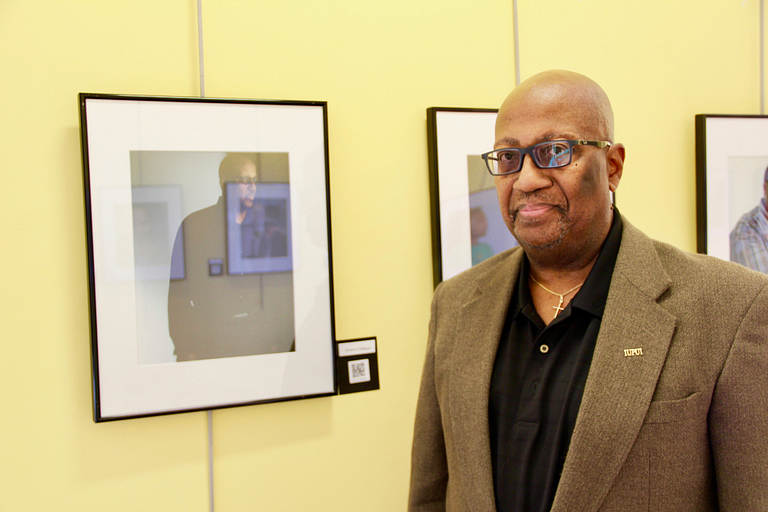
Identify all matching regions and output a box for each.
[494,132,580,148]
[540,132,578,142]
[494,137,520,148]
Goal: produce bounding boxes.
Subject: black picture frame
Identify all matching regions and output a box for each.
[695,114,768,272]
[427,107,518,287]
[79,94,336,421]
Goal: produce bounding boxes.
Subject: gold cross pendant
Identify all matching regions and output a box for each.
[552,297,565,318]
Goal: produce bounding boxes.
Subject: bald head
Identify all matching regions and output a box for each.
[496,70,614,144]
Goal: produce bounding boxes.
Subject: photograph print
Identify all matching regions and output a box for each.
[427,107,517,286]
[696,114,768,274]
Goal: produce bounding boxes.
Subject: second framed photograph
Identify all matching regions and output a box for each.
[80,94,336,421]
[427,107,518,286]
[695,114,768,274]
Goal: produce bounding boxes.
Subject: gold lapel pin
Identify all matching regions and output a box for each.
[623,348,643,357]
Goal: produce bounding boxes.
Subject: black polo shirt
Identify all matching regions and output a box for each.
[489,211,623,512]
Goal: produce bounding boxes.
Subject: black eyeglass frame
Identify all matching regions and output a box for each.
[481,139,612,176]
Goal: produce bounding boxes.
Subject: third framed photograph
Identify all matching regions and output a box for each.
[427,107,518,286]
[695,114,768,274]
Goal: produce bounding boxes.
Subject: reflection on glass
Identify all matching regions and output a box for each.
[166,153,295,362]
[129,151,295,364]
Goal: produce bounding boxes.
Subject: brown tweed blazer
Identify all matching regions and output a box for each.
[409,216,768,512]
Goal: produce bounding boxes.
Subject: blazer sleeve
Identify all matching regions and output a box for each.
[408,286,449,512]
[709,282,768,510]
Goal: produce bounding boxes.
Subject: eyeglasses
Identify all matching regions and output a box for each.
[481,140,611,176]
[235,176,257,185]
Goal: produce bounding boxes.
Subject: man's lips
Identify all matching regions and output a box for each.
[514,203,557,219]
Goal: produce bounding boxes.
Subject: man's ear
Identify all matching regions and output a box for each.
[606,143,625,193]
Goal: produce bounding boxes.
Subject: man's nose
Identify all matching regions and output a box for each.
[513,155,552,193]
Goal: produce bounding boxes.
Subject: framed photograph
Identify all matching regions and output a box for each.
[79,94,336,421]
[695,114,768,274]
[427,107,518,286]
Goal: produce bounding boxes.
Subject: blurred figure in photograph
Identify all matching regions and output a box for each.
[167,153,295,362]
[239,200,289,259]
[731,165,768,273]
[238,189,265,259]
[470,207,494,265]
[256,217,289,258]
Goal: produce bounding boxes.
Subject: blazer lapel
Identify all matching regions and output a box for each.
[448,249,523,512]
[551,219,677,512]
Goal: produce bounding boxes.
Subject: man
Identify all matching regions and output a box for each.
[409,70,768,511]
[168,153,295,361]
[730,165,768,273]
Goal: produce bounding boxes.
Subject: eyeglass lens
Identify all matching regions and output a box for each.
[533,141,571,168]
[495,141,572,174]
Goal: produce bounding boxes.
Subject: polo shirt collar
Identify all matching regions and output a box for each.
[512,209,624,320]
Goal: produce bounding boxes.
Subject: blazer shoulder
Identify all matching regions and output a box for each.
[659,244,768,330]
[434,247,523,303]
[618,216,768,301]
[651,238,768,293]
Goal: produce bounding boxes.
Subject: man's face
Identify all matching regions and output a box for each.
[236,161,258,207]
[493,91,620,256]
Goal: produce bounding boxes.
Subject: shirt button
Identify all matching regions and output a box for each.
[540,344,549,354]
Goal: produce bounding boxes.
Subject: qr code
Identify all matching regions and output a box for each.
[348,358,371,384]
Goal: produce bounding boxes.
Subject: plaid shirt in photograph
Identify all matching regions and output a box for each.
[731,199,768,274]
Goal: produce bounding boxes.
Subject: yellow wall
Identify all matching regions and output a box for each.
[0,1,763,510]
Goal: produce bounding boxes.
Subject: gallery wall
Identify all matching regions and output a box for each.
[0,1,764,510]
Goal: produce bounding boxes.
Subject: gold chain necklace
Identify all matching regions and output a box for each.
[529,275,584,318]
